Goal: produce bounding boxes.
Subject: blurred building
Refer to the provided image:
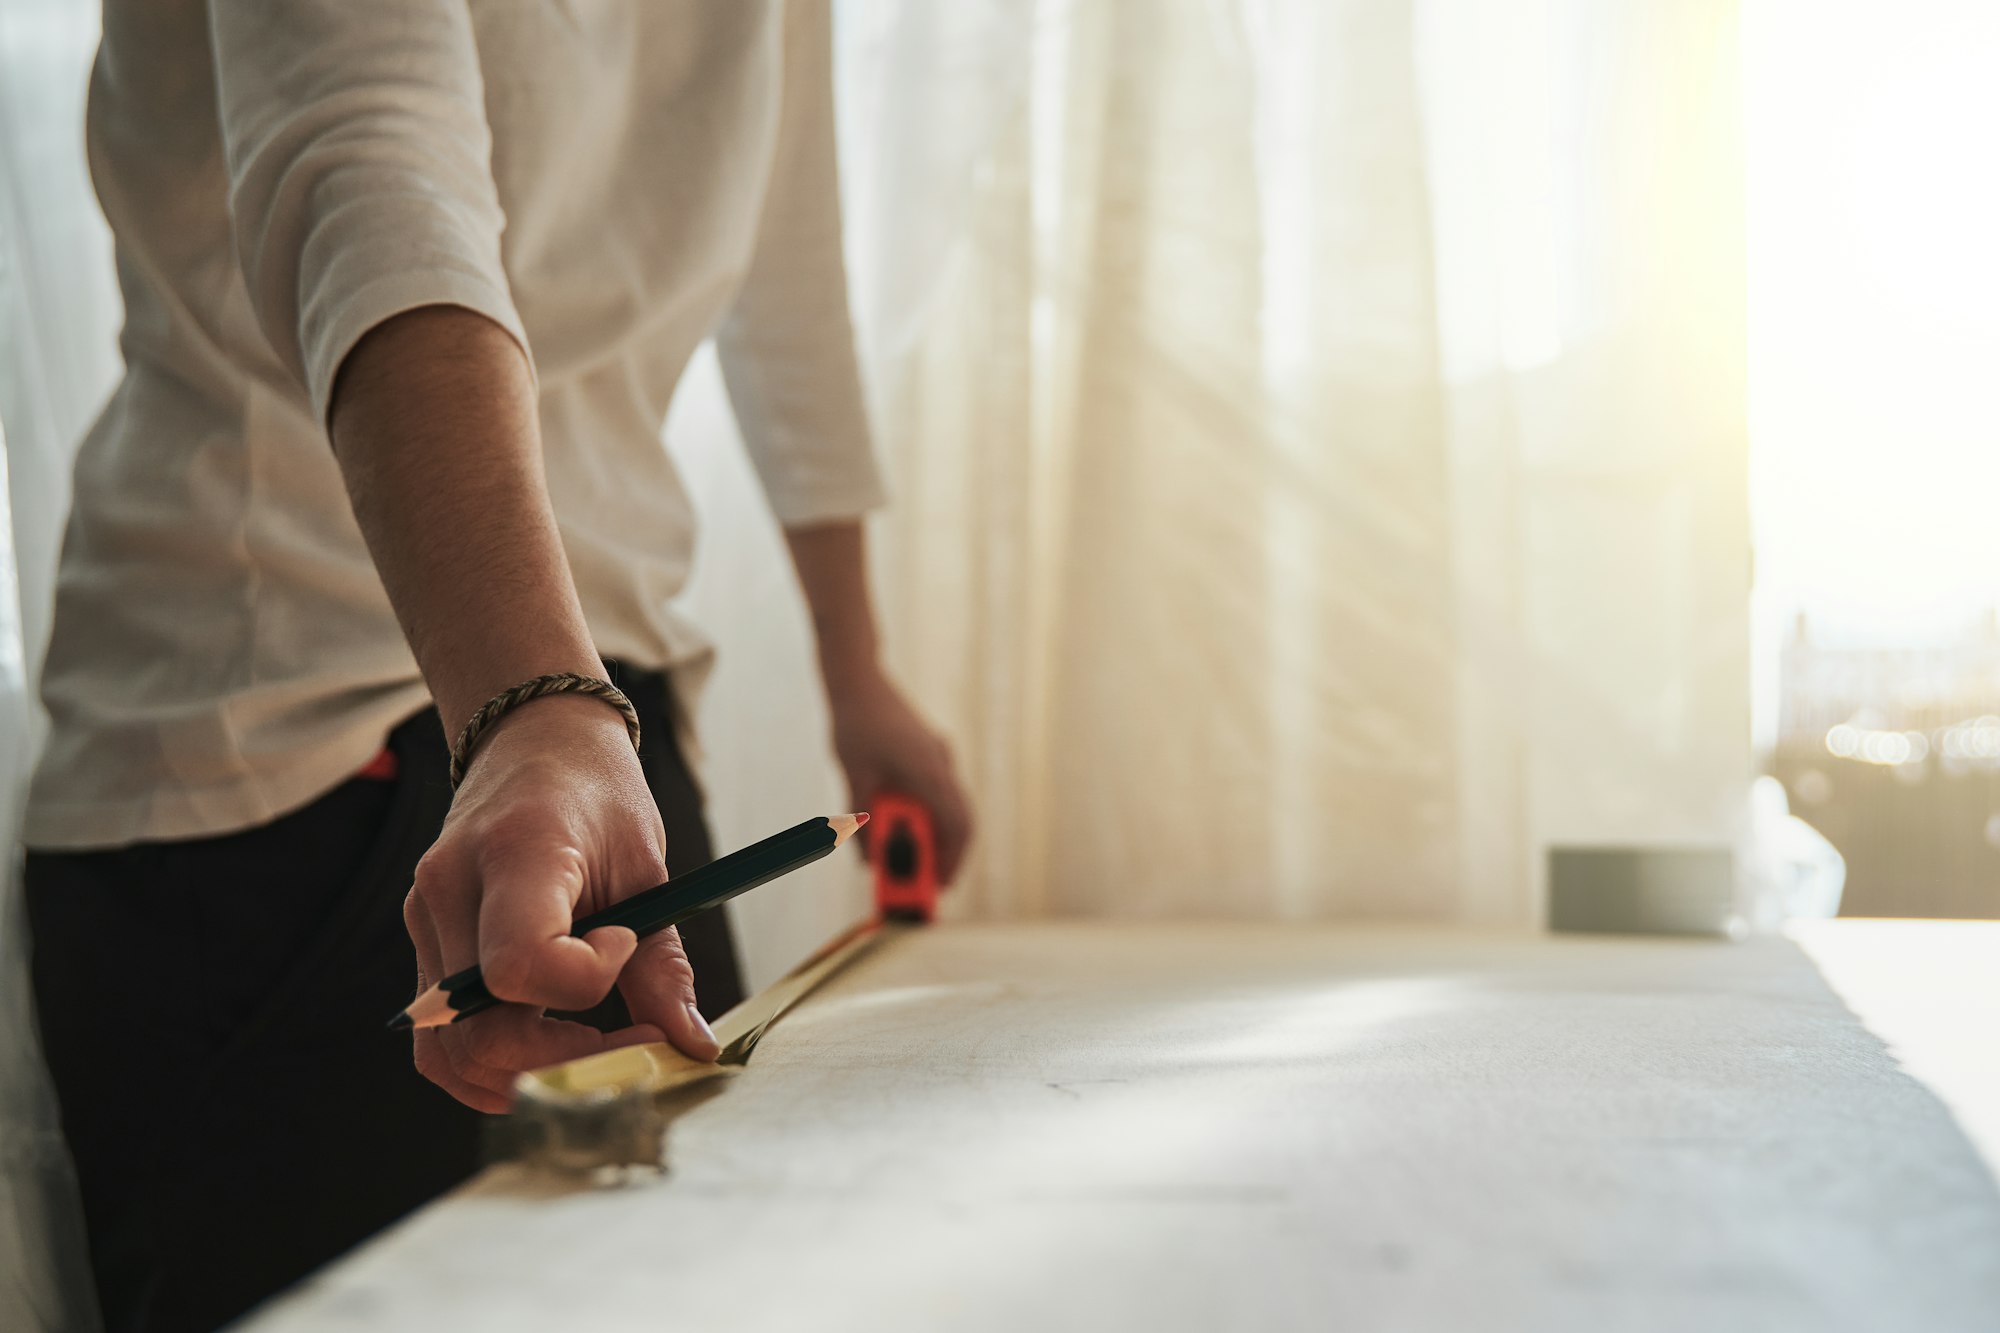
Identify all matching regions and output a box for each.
[1772,614,2000,919]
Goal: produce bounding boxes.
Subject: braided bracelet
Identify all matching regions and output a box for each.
[448,672,642,788]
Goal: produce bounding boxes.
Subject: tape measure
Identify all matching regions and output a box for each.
[870,792,938,923]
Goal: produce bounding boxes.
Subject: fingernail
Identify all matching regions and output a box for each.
[685,1002,717,1049]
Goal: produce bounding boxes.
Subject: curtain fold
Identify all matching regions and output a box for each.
[832,0,1751,923]
[1,5,119,1328]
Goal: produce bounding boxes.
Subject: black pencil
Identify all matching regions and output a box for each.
[389,813,868,1030]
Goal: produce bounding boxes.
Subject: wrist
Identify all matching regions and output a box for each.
[433,649,607,739]
[819,650,891,709]
[452,696,641,801]
[448,674,640,789]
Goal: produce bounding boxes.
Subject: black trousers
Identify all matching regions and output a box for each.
[27,664,742,1333]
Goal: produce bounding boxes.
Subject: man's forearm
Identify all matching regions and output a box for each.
[328,305,604,732]
[783,521,884,693]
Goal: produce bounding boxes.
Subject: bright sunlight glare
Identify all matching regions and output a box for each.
[1746,0,2000,644]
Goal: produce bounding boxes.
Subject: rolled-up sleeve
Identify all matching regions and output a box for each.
[209,0,528,424]
[715,0,888,527]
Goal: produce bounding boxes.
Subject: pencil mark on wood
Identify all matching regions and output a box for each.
[1045,1078,1130,1100]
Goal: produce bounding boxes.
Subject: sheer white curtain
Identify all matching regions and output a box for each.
[1,5,121,1329]
[813,0,1751,923]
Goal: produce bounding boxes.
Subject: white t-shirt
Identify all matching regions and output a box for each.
[27,0,884,848]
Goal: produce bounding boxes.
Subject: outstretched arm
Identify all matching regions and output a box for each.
[713,2,975,883]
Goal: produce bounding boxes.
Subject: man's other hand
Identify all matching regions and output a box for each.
[828,671,974,886]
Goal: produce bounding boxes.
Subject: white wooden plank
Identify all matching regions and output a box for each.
[242,923,2000,1332]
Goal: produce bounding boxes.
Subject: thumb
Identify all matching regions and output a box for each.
[476,848,639,1011]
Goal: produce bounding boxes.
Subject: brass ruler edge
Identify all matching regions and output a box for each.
[509,918,904,1108]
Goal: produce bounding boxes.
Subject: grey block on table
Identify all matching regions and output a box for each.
[1548,845,1737,936]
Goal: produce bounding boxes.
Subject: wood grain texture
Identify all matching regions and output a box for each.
[245,924,2000,1332]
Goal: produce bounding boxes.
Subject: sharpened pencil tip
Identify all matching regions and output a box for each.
[829,813,869,847]
[386,1011,413,1031]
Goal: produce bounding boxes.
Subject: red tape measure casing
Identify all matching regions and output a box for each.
[869,792,938,923]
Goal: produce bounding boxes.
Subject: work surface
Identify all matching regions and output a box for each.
[246,923,2000,1332]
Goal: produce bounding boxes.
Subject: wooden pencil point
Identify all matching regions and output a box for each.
[396,985,462,1031]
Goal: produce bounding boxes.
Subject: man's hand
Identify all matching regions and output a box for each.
[828,670,974,885]
[402,697,719,1113]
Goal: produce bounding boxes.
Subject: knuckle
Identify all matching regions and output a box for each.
[411,847,465,902]
[412,1040,449,1084]
[440,1030,489,1079]
[640,930,697,993]
[617,800,668,858]
[461,1023,511,1067]
[659,955,697,995]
